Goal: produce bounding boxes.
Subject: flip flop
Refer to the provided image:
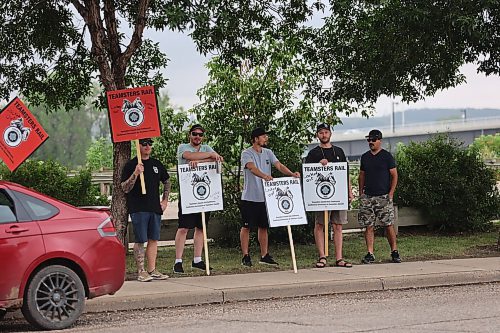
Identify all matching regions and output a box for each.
[334,259,353,268]
[316,256,327,268]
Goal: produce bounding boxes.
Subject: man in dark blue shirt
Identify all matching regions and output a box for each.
[358,129,401,264]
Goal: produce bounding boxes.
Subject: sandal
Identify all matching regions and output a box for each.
[315,256,327,268]
[334,259,353,268]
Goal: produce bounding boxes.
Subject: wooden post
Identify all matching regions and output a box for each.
[201,211,210,276]
[324,210,329,257]
[134,140,146,194]
[287,225,298,274]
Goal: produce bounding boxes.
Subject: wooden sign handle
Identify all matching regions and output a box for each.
[201,211,210,276]
[287,225,298,274]
[324,210,329,257]
[134,140,146,194]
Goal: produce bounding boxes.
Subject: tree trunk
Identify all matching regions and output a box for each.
[112,141,131,246]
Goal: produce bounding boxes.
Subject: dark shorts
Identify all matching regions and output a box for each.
[240,200,269,229]
[178,201,210,230]
[130,212,161,243]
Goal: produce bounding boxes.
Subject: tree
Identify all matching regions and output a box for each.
[31,89,110,169]
[0,1,316,245]
[305,1,500,110]
[193,36,322,245]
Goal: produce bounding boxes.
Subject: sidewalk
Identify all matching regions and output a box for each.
[85,257,500,313]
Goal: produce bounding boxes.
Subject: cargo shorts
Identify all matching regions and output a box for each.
[358,194,395,227]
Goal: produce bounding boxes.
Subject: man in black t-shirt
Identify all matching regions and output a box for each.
[121,138,171,282]
[305,123,354,268]
[358,129,401,264]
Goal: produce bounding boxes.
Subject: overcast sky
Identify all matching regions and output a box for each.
[147,29,500,118]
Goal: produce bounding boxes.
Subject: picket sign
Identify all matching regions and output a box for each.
[106,85,162,194]
[178,162,223,276]
[302,162,349,258]
[262,177,307,274]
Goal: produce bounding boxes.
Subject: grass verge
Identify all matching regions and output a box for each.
[126,228,499,280]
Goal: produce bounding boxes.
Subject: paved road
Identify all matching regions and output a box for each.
[2,283,499,333]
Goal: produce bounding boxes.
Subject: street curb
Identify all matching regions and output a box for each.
[86,289,224,313]
[4,266,500,320]
[85,270,500,313]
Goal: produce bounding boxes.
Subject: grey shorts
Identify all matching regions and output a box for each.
[358,194,395,227]
[315,210,348,225]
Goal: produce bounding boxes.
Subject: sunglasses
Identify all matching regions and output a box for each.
[191,132,204,137]
[367,138,379,143]
[140,141,153,147]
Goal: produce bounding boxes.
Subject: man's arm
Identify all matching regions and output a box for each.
[121,164,143,193]
[182,151,222,161]
[246,162,273,181]
[388,168,398,199]
[358,170,365,195]
[274,161,300,178]
[160,178,171,211]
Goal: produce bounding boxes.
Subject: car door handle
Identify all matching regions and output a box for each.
[5,226,29,233]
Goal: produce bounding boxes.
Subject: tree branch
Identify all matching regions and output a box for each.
[121,0,150,67]
[81,0,115,90]
[103,0,121,66]
[70,0,88,20]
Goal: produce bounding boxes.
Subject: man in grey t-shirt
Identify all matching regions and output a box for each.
[173,124,223,274]
[240,127,301,267]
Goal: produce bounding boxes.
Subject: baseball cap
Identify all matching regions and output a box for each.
[316,123,331,133]
[251,127,270,139]
[139,138,153,145]
[189,124,205,133]
[365,129,383,139]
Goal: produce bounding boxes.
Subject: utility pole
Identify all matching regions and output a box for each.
[391,101,399,133]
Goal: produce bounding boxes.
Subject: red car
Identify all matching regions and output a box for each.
[0,181,125,330]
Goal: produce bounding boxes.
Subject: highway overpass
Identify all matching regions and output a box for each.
[307,117,500,160]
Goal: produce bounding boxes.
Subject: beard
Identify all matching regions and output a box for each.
[319,137,330,144]
[369,143,375,150]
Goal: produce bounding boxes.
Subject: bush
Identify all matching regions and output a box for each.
[395,135,500,232]
[0,160,109,207]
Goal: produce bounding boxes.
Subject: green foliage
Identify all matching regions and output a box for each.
[395,135,500,232]
[152,93,189,169]
[469,134,500,160]
[0,160,108,207]
[306,1,500,109]
[86,137,113,171]
[194,37,328,246]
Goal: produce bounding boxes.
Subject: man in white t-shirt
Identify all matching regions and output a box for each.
[240,127,301,267]
[173,124,223,274]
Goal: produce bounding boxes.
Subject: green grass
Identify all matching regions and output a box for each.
[126,229,499,279]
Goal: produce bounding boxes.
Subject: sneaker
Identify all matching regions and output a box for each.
[192,260,212,271]
[173,262,184,274]
[391,250,402,263]
[137,270,153,282]
[241,255,252,267]
[362,252,375,264]
[259,253,278,266]
[148,269,169,280]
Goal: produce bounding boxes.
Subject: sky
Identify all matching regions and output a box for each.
[148,28,500,118]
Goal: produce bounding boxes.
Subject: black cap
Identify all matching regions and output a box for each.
[189,124,205,133]
[139,138,153,144]
[316,123,331,133]
[251,127,270,139]
[365,129,383,139]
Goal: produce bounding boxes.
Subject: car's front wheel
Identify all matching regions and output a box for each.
[22,265,85,330]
